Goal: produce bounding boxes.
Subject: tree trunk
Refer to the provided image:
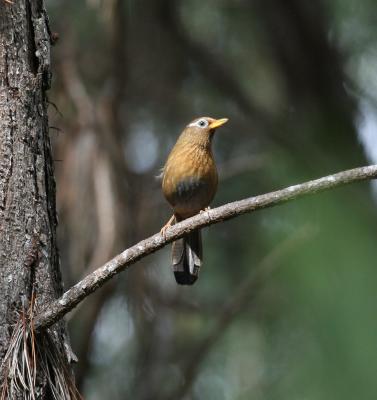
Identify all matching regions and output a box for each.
[0,1,76,398]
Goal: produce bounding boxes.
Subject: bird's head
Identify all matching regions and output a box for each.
[179,116,228,147]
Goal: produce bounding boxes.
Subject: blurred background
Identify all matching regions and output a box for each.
[46,0,377,399]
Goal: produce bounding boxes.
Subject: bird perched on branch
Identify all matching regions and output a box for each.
[161,116,228,285]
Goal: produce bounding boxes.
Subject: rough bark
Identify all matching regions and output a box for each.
[0,1,74,397]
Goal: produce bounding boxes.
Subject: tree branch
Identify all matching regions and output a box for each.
[34,165,377,331]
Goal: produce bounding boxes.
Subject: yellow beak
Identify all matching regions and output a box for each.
[209,118,228,130]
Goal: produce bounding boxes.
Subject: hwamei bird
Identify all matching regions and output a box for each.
[161,116,228,285]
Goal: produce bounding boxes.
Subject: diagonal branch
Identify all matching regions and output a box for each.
[34,165,377,331]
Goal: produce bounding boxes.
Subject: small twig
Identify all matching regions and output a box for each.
[49,126,63,135]
[47,99,63,118]
[33,164,377,331]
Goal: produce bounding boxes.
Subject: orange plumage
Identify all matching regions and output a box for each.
[161,116,228,285]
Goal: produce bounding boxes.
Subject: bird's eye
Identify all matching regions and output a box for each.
[197,119,208,128]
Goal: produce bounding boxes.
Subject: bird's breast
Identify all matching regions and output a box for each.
[162,144,218,219]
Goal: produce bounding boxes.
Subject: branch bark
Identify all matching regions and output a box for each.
[34,164,377,331]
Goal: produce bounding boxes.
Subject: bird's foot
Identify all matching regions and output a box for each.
[160,215,175,238]
[199,206,211,214]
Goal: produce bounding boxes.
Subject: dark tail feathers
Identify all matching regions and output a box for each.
[171,230,202,285]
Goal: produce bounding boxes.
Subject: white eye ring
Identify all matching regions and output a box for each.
[189,119,208,129]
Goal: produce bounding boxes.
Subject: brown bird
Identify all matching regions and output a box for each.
[161,116,228,285]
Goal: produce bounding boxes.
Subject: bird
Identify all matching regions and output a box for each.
[161,116,228,285]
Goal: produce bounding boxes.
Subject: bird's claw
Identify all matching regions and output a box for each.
[160,215,175,238]
[160,225,169,238]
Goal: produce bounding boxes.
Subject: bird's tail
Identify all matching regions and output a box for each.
[171,230,202,285]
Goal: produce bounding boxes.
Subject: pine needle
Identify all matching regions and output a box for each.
[0,294,82,400]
